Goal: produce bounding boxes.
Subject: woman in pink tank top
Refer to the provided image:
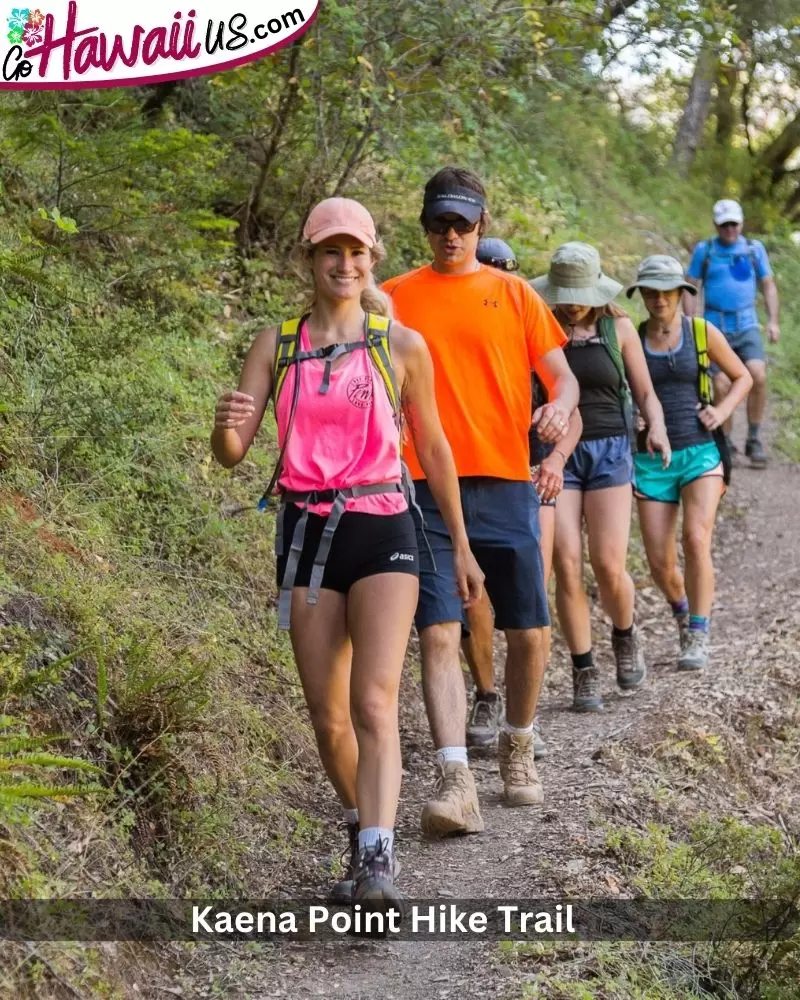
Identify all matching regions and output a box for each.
[212,198,482,908]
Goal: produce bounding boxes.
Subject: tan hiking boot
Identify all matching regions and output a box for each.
[420,762,484,837]
[499,731,543,806]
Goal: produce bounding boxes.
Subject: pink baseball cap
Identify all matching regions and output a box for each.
[303,197,377,247]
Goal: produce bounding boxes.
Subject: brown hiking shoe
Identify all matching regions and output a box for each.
[420,762,484,837]
[498,731,543,806]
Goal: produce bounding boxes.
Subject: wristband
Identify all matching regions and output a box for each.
[553,449,568,465]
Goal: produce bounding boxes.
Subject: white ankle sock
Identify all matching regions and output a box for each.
[436,746,469,767]
[343,808,359,826]
[503,721,534,736]
[358,827,394,854]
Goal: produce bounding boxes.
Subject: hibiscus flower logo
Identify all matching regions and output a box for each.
[7,8,47,46]
[7,7,28,42]
[23,20,41,44]
[7,7,29,30]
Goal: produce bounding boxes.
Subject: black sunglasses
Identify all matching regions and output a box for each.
[426,216,479,235]
[719,221,740,229]
[482,256,519,271]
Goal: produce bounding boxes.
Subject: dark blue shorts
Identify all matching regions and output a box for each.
[414,477,550,633]
[709,326,764,374]
[563,435,633,492]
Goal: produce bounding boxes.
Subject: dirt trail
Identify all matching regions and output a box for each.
[174,411,800,999]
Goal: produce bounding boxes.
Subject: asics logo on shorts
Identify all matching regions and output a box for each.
[390,552,415,562]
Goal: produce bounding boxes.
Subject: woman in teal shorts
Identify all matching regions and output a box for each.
[627,256,752,671]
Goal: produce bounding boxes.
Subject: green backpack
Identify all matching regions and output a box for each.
[596,314,635,446]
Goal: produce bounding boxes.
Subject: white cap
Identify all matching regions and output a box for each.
[713,199,744,225]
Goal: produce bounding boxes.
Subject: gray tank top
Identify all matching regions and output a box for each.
[640,316,712,451]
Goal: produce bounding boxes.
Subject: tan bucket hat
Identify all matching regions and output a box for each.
[531,242,623,307]
[626,255,697,298]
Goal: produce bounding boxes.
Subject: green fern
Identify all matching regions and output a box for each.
[0,723,104,815]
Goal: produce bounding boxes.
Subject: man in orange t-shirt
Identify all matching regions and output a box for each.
[383,167,579,834]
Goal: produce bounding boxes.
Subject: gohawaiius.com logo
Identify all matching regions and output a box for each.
[0,0,319,89]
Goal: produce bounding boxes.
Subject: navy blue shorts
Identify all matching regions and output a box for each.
[414,477,549,633]
[563,435,633,492]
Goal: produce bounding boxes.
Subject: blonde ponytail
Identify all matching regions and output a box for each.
[361,280,391,318]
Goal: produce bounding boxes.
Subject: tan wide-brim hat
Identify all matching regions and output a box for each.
[531,241,623,307]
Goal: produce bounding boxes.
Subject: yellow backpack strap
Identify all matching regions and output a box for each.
[273,317,302,404]
[692,316,713,405]
[365,313,402,423]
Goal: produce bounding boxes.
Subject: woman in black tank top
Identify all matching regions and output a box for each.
[532,242,670,713]
[628,254,752,673]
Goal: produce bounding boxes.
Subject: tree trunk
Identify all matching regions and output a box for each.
[783,181,800,221]
[715,63,737,147]
[141,82,179,121]
[236,39,303,255]
[753,114,800,187]
[671,44,717,175]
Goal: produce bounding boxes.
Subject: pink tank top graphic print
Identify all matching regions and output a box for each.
[275,322,408,516]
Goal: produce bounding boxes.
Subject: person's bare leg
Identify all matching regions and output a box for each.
[554,488,604,709]
[553,489,590,653]
[347,573,418,830]
[462,592,496,695]
[536,504,556,703]
[420,621,467,749]
[681,476,724,619]
[583,485,635,630]
[504,627,546,728]
[540,504,556,588]
[745,360,767,427]
[744,360,768,465]
[636,500,684,603]
[463,592,502,749]
[677,473,725,670]
[584,483,644,689]
[289,587,356,808]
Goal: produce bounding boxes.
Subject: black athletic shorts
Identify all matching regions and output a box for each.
[276,505,419,594]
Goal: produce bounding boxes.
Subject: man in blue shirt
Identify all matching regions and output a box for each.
[685,199,780,468]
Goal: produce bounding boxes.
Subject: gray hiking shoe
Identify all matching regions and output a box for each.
[421,762,484,837]
[329,821,359,903]
[353,838,401,907]
[612,625,647,691]
[745,437,767,469]
[572,665,604,712]
[677,613,690,654]
[466,692,502,748]
[725,434,738,456]
[677,629,709,671]
[532,716,547,760]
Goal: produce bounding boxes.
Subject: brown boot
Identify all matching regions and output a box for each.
[420,762,484,837]
[498,731,543,806]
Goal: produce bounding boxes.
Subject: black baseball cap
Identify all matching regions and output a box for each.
[422,184,485,224]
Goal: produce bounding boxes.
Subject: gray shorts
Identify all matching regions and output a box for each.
[710,326,764,374]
